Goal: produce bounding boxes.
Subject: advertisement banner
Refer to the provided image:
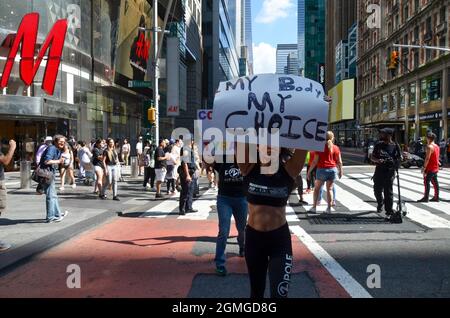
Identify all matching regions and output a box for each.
[166,37,180,117]
[328,79,355,124]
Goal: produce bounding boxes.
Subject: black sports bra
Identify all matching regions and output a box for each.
[245,164,295,207]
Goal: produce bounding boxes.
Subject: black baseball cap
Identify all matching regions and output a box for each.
[379,128,394,135]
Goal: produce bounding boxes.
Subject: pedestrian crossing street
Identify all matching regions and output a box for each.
[140,168,450,230]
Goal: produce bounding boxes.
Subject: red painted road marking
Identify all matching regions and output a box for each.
[0,218,350,298]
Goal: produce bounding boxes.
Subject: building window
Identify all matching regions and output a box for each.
[421,79,429,104]
[409,83,416,107]
[404,5,409,21]
[400,87,406,109]
[383,94,388,112]
[390,91,397,111]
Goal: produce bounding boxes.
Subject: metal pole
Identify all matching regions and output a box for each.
[154,0,159,145]
[393,43,450,52]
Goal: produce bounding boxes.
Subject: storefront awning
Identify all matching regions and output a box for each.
[360,121,405,128]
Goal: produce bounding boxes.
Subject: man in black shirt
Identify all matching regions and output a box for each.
[213,157,248,276]
[370,128,402,222]
[154,139,168,199]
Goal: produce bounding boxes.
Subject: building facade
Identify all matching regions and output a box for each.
[160,0,204,137]
[276,44,298,75]
[202,0,243,108]
[356,0,449,144]
[325,0,357,91]
[304,0,326,83]
[244,0,254,75]
[298,0,305,76]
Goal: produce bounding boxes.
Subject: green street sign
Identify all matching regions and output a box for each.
[128,80,152,88]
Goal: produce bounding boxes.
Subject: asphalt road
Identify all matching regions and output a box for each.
[1,166,450,298]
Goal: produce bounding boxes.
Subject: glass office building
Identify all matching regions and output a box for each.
[297,0,305,76]
[304,0,325,82]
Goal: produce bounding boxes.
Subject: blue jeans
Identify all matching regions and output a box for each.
[43,178,62,220]
[215,195,248,268]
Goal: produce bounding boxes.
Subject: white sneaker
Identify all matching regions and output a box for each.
[72,184,77,189]
[59,187,65,191]
[54,211,69,223]
[325,207,332,214]
[308,207,317,213]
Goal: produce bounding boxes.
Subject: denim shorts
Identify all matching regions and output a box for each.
[316,168,337,182]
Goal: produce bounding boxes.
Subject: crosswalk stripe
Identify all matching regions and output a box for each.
[340,176,450,229]
[395,173,450,192]
[400,170,450,185]
[356,173,450,216]
[178,189,217,220]
[289,225,372,298]
[333,183,376,212]
[140,199,179,218]
[286,206,301,222]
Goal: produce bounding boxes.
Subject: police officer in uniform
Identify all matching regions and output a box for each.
[370,128,402,223]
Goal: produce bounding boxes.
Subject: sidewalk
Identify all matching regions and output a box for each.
[0,169,155,273]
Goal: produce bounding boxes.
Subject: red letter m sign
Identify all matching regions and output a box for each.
[0,12,68,96]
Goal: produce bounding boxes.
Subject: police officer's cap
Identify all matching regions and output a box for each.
[379,128,394,135]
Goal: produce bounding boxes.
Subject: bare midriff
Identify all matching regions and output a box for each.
[247,203,287,232]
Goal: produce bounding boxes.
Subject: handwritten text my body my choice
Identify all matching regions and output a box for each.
[218,76,328,142]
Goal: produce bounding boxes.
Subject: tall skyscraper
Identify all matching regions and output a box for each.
[304,0,326,83]
[297,0,305,76]
[244,0,254,75]
[276,44,298,75]
[202,0,244,107]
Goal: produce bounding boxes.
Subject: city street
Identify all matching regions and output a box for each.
[1,159,450,298]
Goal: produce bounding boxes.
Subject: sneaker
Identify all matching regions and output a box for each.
[155,193,164,199]
[179,210,186,216]
[376,204,384,213]
[99,195,107,200]
[59,187,65,191]
[298,200,308,206]
[215,266,227,277]
[325,207,332,214]
[54,211,69,223]
[187,209,199,213]
[417,198,429,203]
[430,197,440,202]
[308,207,317,213]
[113,196,120,201]
[0,241,12,252]
[72,184,77,189]
[46,217,57,223]
[331,201,337,207]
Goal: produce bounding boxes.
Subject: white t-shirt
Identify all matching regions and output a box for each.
[136,141,143,155]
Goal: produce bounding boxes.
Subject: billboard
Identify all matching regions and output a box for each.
[328,79,355,124]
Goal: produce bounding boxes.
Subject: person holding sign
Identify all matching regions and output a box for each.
[212,74,329,298]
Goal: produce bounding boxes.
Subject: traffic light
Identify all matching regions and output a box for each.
[388,51,400,76]
[148,107,156,124]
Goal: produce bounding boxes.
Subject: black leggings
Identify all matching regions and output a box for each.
[245,223,293,298]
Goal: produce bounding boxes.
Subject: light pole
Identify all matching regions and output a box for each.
[139,0,173,144]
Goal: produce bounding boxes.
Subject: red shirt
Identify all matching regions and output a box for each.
[425,143,440,173]
[316,145,341,169]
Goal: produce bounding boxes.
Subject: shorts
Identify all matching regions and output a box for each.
[316,168,337,182]
[94,165,104,174]
[155,168,167,182]
[0,181,6,215]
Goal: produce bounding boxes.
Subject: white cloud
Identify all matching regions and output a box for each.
[253,42,276,74]
[255,0,295,24]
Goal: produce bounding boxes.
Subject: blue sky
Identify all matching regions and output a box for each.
[251,0,297,74]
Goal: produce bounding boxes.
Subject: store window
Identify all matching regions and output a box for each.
[372,96,380,115]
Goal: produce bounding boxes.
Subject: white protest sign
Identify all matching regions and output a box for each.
[211,74,330,151]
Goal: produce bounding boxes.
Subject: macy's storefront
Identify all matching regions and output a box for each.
[0,0,156,169]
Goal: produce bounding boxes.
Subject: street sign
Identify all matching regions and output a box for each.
[128,80,152,88]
